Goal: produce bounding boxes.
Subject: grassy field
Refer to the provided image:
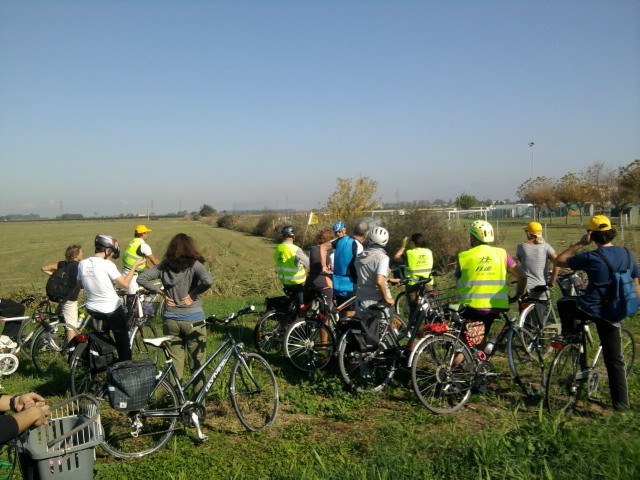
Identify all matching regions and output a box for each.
[1,217,640,479]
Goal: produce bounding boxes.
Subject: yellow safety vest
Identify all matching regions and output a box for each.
[456,245,508,309]
[274,243,306,285]
[123,237,147,274]
[405,248,434,285]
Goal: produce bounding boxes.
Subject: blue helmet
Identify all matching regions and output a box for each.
[332,221,345,232]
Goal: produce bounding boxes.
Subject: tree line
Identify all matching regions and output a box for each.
[516,160,640,222]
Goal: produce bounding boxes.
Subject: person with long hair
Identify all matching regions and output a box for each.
[138,233,213,392]
[303,228,334,309]
[516,222,560,301]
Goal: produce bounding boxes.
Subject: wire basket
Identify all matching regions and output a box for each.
[428,287,459,311]
[15,395,102,480]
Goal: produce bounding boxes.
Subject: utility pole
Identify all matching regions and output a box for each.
[528,141,535,179]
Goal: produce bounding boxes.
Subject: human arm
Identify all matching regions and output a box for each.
[137,266,162,293]
[296,249,310,270]
[376,274,395,306]
[0,393,50,441]
[547,252,560,288]
[113,258,146,289]
[319,240,333,272]
[554,232,591,268]
[41,262,58,276]
[178,262,213,306]
[508,264,527,300]
[392,237,409,263]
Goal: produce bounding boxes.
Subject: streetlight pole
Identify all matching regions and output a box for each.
[528,141,535,179]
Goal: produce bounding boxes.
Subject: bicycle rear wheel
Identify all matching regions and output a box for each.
[229,352,279,431]
[545,344,581,415]
[337,330,398,393]
[100,378,180,458]
[411,334,473,414]
[283,319,335,372]
[507,327,546,397]
[253,310,288,355]
[30,322,79,376]
[69,342,107,397]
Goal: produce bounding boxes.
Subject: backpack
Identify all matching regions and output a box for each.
[70,331,117,372]
[107,359,158,411]
[593,248,639,322]
[45,261,74,302]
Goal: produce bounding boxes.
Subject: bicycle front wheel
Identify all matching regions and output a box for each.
[411,334,473,414]
[283,320,335,372]
[229,352,279,431]
[545,344,581,415]
[337,331,398,393]
[30,322,79,376]
[394,291,409,319]
[253,310,288,355]
[507,327,546,397]
[100,378,180,458]
[130,322,159,363]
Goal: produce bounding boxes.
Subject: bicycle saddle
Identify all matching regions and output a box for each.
[142,335,178,347]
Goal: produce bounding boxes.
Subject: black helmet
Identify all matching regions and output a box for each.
[281,225,295,237]
[95,234,121,259]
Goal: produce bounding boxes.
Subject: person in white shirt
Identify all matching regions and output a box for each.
[77,235,144,361]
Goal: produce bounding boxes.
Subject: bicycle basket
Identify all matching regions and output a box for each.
[15,395,102,480]
[428,287,459,311]
[558,273,585,297]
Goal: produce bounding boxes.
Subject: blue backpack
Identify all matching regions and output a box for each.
[594,248,639,322]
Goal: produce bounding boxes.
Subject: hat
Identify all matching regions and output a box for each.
[523,222,543,236]
[588,215,611,231]
[135,225,152,234]
[332,221,345,232]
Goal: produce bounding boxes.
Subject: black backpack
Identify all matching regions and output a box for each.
[45,261,74,303]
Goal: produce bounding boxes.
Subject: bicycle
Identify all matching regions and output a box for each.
[282,294,357,372]
[410,304,526,414]
[253,291,299,355]
[89,306,279,458]
[335,280,443,393]
[545,319,636,415]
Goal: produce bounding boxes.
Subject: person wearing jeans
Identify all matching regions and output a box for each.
[554,215,640,410]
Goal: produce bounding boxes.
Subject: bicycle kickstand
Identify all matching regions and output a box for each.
[192,412,209,441]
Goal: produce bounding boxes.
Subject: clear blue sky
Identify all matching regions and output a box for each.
[1,1,638,217]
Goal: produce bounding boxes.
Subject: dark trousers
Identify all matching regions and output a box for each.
[0,299,26,339]
[87,305,131,362]
[283,284,305,310]
[557,297,630,410]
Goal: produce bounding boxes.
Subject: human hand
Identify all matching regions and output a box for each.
[14,393,45,412]
[180,294,195,306]
[579,231,592,246]
[402,237,409,248]
[385,297,395,307]
[133,258,146,268]
[26,404,50,427]
[322,267,333,275]
[387,278,401,285]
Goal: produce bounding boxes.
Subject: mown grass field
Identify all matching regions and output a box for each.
[1,217,640,480]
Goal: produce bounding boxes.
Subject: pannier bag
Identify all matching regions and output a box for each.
[107,359,158,412]
[342,315,382,353]
[69,332,117,372]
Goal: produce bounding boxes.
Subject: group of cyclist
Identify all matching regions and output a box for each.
[274,214,639,411]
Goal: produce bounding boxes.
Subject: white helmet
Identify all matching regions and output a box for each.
[368,227,389,246]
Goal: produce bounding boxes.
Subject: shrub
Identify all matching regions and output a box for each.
[252,214,279,237]
[217,214,237,229]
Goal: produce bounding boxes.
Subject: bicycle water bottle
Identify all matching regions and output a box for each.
[484,342,495,355]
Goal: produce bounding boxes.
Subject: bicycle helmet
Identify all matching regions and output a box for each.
[95,234,121,258]
[281,225,296,237]
[368,226,389,247]
[332,221,345,232]
[469,220,494,243]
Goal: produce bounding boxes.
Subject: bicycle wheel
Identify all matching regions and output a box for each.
[394,291,409,319]
[30,322,80,376]
[411,334,473,414]
[17,317,39,350]
[283,319,335,372]
[69,342,107,397]
[100,378,180,458]
[507,327,545,397]
[253,310,288,355]
[229,352,279,431]
[130,322,159,363]
[590,327,636,405]
[545,344,581,415]
[337,330,398,393]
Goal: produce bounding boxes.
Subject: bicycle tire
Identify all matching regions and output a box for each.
[337,330,398,393]
[69,342,107,397]
[253,310,288,355]
[130,322,159,363]
[30,322,80,376]
[590,327,636,406]
[229,352,279,431]
[100,378,180,458]
[283,319,335,372]
[394,291,409,319]
[545,344,581,415]
[507,327,546,397]
[16,317,39,350]
[410,334,473,414]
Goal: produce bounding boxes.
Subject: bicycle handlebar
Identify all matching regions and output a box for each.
[205,305,256,325]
